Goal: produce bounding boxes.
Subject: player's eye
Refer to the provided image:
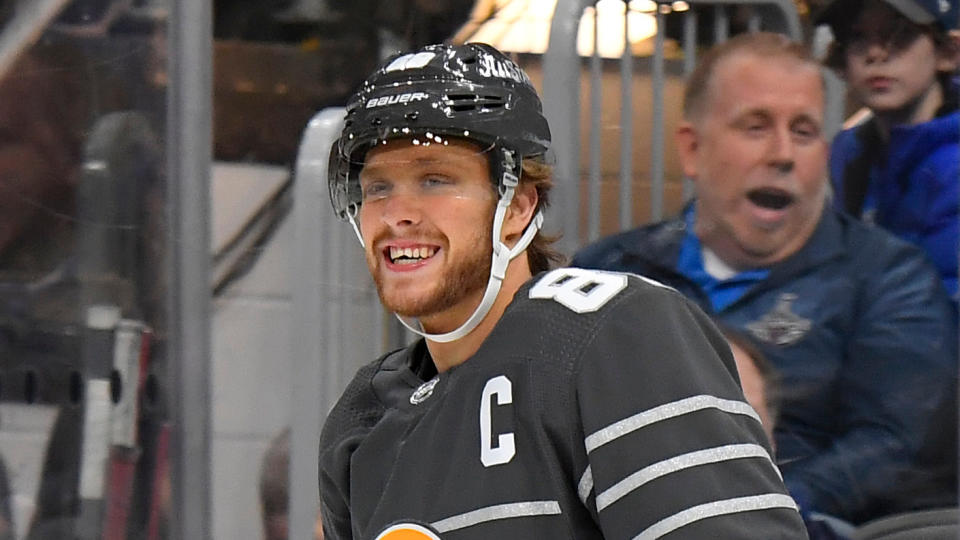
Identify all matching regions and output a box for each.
[361,180,391,200]
[422,175,456,191]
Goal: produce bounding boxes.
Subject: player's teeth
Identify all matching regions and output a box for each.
[388,246,437,261]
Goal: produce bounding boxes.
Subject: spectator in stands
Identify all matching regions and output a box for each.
[259,427,323,540]
[720,327,855,539]
[720,326,779,447]
[571,32,958,528]
[260,428,290,540]
[816,0,960,300]
[0,51,83,281]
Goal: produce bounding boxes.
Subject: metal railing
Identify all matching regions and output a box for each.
[288,109,392,540]
[543,0,805,253]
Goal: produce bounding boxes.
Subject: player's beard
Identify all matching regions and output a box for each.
[369,222,493,319]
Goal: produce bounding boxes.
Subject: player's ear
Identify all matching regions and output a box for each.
[675,120,700,179]
[501,182,539,245]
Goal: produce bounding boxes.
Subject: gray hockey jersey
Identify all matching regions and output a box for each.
[319,268,808,539]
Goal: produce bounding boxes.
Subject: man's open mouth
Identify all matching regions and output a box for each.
[387,245,438,265]
[747,188,794,210]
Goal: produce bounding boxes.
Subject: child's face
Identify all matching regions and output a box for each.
[843,0,954,118]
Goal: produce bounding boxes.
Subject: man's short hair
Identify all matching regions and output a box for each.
[682,32,822,121]
[719,325,781,424]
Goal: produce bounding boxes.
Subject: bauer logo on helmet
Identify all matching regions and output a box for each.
[365,92,431,109]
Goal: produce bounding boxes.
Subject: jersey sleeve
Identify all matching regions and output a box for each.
[571,275,807,539]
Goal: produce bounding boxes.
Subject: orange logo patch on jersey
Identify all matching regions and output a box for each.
[374,522,442,540]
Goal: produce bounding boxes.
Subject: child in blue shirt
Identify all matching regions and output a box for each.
[816,0,960,299]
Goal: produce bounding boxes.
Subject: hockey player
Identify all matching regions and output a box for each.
[318,42,808,539]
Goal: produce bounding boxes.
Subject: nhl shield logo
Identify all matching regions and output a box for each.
[410,377,439,405]
[375,522,443,539]
[745,293,812,346]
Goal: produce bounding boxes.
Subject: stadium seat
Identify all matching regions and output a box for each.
[852,508,958,540]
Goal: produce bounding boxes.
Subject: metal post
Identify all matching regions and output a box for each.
[651,5,666,222]
[682,8,698,203]
[543,0,583,252]
[748,8,762,32]
[166,0,212,537]
[588,3,602,241]
[289,108,391,539]
[619,0,633,230]
[714,4,728,43]
[289,109,345,540]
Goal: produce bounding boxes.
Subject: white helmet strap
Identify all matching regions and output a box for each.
[346,204,363,246]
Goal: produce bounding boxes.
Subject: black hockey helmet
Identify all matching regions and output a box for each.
[327,42,552,221]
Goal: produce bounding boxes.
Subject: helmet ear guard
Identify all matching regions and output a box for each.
[326,139,358,222]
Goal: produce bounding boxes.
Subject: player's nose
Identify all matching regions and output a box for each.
[380,191,424,228]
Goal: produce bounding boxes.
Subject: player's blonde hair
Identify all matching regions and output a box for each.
[520,158,564,274]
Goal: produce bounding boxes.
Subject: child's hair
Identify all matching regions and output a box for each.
[716,324,781,423]
[823,6,959,92]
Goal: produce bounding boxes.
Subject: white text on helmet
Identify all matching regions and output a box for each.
[476,52,529,84]
[366,92,430,109]
[384,51,436,72]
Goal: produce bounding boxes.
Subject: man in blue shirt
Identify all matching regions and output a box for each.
[572,32,957,529]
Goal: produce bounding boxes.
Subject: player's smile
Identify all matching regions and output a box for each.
[384,242,440,270]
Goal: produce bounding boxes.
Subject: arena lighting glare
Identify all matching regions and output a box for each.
[581,0,658,56]
[458,0,661,58]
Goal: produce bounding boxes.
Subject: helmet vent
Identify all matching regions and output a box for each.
[447,93,506,113]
